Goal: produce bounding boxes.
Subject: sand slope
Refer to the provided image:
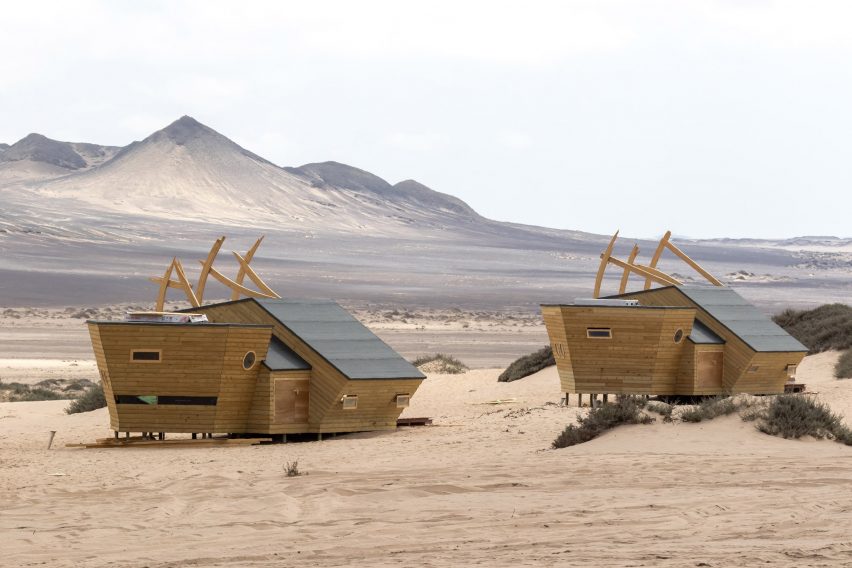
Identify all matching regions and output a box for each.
[3,355,852,567]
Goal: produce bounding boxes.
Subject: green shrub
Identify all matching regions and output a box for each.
[498,346,554,382]
[835,349,852,379]
[773,303,852,353]
[755,395,852,444]
[680,396,739,423]
[412,353,468,374]
[66,383,107,414]
[553,396,653,448]
[0,380,71,402]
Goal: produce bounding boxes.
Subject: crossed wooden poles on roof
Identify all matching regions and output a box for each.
[150,236,281,311]
[593,230,723,298]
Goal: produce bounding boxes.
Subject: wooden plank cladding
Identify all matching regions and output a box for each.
[88,321,272,434]
[88,297,426,437]
[542,285,807,397]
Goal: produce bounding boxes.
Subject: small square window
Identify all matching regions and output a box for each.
[396,394,410,408]
[586,328,612,339]
[786,364,798,377]
[341,395,358,410]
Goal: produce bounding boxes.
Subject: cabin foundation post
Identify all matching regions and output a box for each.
[590,393,596,408]
[125,431,130,439]
[318,433,323,442]
[282,434,287,443]
[603,394,609,404]
[114,431,119,440]
[565,393,569,405]
[192,433,197,440]
[159,432,164,441]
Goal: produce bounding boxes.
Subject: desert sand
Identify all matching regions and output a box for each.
[2,352,852,567]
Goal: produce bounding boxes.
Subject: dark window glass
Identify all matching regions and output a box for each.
[587,328,612,338]
[132,351,160,361]
[115,395,217,406]
[242,351,256,370]
[674,329,684,343]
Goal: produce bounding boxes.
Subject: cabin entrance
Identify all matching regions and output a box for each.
[274,379,309,425]
[696,351,723,389]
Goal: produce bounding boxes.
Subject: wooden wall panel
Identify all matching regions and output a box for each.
[541,306,574,393]
[543,306,694,395]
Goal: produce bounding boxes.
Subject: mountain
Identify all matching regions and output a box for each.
[0,133,120,184]
[0,143,9,152]
[30,116,484,231]
[0,115,843,310]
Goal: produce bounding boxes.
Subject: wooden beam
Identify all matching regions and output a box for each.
[195,236,225,304]
[618,244,639,294]
[664,240,724,287]
[593,231,619,299]
[645,230,671,290]
[148,277,184,289]
[203,264,279,299]
[605,256,681,287]
[232,251,280,298]
[231,237,264,301]
[154,260,176,312]
[173,258,200,307]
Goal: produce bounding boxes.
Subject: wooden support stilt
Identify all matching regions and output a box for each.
[318,433,323,442]
[578,393,583,407]
[125,431,130,439]
[114,431,119,440]
[192,433,197,440]
[603,394,609,404]
[159,432,165,441]
[282,434,287,443]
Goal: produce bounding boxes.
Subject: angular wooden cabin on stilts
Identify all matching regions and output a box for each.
[88,237,425,440]
[542,231,807,402]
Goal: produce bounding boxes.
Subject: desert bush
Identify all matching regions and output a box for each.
[285,461,302,477]
[0,380,70,402]
[552,396,653,449]
[646,401,674,422]
[498,346,555,382]
[773,303,852,353]
[65,383,107,414]
[754,395,852,444]
[835,349,852,379]
[679,396,739,423]
[412,353,468,374]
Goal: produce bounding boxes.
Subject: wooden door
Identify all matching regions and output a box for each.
[274,379,309,424]
[696,351,723,389]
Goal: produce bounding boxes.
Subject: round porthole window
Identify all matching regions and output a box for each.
[674,329,684,344]
[242,351,256,370]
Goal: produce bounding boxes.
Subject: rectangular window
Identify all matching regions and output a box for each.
[131,350,161,363]
[341,395,358,410]
[396,394,410,408]
[586,328,612,339]
[786,364,798,377]
[114,395,217,406]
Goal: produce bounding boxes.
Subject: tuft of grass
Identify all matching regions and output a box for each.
[679,396,739,423]
[498,346,555,383]
[65,383,107,414]
[412,353,468,374]
[646,401,674,422]
[773,303,852,353]
[0,380,71,402]
[285,461,302,477]
[754,395,852,444]
[553,396,653,449]
[835,349,852,379]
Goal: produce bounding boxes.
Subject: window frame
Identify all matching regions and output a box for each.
[130,349,162,363]
[586,328,613,339]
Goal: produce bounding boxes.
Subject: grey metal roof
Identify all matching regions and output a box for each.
[677,287,807,352]
[264,336,311,371]
[688,319,724,344]
[254,299,426,380]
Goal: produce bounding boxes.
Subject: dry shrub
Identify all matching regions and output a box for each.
[773,304,852,353]
[835,349,852,379]
[680,396,739,423]
[65,383,107,414]
[553,396,653,449]
[755,395,852,444]
[498,346,554,382]
[413,354,468,374]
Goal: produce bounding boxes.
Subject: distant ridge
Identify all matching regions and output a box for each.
[0,133,119,170]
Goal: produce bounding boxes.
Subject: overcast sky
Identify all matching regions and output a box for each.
[1,1,850,239]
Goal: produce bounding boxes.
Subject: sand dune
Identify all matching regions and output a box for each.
[2,354,852,567]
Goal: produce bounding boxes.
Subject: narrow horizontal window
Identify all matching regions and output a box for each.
[114,395,217,406]
[396,394,410,408]
[586,328,612,339]
[131,350,161,362]
[341,395,358,410]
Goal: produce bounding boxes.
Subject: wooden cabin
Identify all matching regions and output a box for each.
[88,298,425,438]
[542,286,807,398]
